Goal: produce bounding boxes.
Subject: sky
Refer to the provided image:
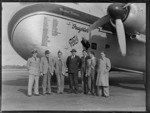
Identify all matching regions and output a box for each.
[2,3,27,66]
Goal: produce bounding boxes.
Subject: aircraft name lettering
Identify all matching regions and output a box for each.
[69,35,79,47]
[72,24,88,33]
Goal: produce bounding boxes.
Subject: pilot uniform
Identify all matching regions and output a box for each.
[26,56,40,96]
[96,57,111,97]
[54,57,66,93]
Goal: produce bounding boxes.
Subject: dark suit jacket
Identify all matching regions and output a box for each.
[80,56,90,77]
[66,55,81,74]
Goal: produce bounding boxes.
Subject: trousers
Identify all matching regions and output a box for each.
[28,74,39,95]
[97,86,109,97]
[88,70,97,94]
[42,70,52,94]
[83,72,88,94]
[69,72,78,91]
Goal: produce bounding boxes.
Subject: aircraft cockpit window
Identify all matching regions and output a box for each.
[91,43,97,50]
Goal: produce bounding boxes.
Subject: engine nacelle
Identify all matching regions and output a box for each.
[130,34,146,43]
[123,4,146,35]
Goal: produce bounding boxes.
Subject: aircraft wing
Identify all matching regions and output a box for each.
[110,67,143,75]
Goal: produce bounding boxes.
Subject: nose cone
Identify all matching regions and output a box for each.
[107,3,128,21]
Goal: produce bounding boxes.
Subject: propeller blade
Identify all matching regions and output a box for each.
[115,19,126,56]
[88,15,110,32]
[122,3,131,8]
[89,31,92,39]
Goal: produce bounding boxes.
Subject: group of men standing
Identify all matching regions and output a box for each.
[80,50,111,97]
[26,48,111,98]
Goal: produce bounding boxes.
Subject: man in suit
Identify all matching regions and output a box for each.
[96,52,111,97]
[80,50,90,94]
[86,51,97,96]
[26,49,40,97]
[40,50,54,95]
[54,50,66,94]
[66,49,81,94]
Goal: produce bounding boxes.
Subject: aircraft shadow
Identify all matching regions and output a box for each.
[17,86,82,96]
[110,83,145,91]
[109,77,145,91]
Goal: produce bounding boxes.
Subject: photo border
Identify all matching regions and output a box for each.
[1,0,150,113]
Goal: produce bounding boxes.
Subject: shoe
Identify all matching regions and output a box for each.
[57,91,61,94]
[42,92,46,96]
[75,90,78,94]
[93,93,96,96]
[87,91,91,95]
[60,92,63,94]
[34,94,40,96]
[84,91,88,95]
[47,92,52,95]
[27,94,32,97]
[69,90,73,93]
[96,93,100,96]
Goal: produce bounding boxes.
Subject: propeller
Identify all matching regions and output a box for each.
[88,15,110,32]
[116,19,126,55]
[122,3,131,8]
[88,3,129,56]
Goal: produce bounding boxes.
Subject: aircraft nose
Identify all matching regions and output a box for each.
[107,3,128,21]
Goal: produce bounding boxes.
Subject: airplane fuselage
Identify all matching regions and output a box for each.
[8,3,145,72]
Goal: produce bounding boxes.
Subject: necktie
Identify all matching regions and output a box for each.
[46,57,49,64]
[91,58,95,69]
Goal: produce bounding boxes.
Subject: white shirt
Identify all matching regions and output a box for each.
[71,55,75,59]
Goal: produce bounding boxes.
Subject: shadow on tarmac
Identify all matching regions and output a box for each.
[110,82,145,91]
[109,76,145,91]
[17,86,80,96]
[18,89,28,96]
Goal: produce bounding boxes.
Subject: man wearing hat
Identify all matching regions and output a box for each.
[40,50,54,95]
[26,49,40,96]
[66,49,81,94]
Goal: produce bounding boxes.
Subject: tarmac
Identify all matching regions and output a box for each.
[1,69,145,111]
